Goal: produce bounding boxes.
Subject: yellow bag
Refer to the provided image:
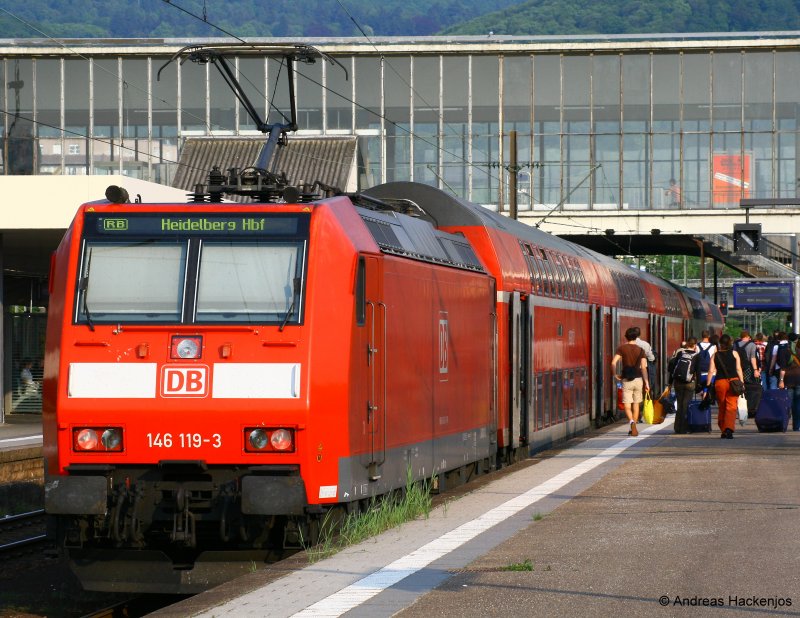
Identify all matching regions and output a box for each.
[642,393,656,424]
[643,391,665,424]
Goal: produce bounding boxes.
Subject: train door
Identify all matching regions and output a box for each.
[658,315,668,390]
[649,314,667,392]
[360,256,386,480]
[608,307,618,412]
[509,292,532,448]
[523,297,533,444]
[591,304,604,423]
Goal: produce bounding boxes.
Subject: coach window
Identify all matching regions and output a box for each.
[575,262,587,301]
[555,253,572,300]
[538,248,552,296]
[552,252,565,298]
[529,252,543,295]
[567,257,581,300]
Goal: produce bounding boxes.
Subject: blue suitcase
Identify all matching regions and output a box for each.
[755,389,790,433]
[687,399,711,433]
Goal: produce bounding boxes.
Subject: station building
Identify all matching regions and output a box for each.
[1,32,799,417]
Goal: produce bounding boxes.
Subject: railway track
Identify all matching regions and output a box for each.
[0,508,47,556]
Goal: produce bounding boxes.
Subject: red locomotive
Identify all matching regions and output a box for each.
[42,177,722,593]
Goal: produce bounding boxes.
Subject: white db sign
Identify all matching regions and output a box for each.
[161,365,209,397]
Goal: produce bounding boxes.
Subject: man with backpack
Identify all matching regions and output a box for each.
[776,337,800,431]
[734,331,760,383]
[768,332,791,389]
[696,331,716,397]
[668,337,700,434]
[735,330,762,418]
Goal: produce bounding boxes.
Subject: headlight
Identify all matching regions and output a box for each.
[244,427,295,453]
[74,428,98,451]
[270,429,293,451]
[73,427,124,452]
[101,428,123,450]
[248,429,269,450]
[170,335,203,359]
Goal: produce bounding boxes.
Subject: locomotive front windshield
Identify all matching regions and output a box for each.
[75,212,309,325]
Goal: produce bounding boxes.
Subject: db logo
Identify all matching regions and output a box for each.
[161,365,209,397]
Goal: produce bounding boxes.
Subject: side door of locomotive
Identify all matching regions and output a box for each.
[356,255,386,481]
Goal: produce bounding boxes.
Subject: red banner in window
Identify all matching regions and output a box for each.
[713,154,751,205]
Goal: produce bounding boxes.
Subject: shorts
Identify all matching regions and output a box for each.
[621,377,644,404]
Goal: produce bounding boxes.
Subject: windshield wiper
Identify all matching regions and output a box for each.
[80,248,95,332]
[278,277,301,332]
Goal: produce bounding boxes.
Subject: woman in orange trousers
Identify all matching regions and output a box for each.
[705,333,744,439]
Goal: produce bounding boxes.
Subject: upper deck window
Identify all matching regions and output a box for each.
[75,212,309,326]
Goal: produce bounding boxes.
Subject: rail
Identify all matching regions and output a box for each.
[0,509,47,555]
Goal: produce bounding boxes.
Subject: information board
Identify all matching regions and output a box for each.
[732,282,794,311]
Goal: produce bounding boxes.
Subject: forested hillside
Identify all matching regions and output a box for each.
[1,0,799,39]
[0,0,520,38]
[443,0,800,35]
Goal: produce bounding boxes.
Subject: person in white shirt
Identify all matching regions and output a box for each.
[634,327,657,395]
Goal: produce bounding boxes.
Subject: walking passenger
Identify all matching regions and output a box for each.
[734,330,760,384]
[777,339,800,431]
[696,331,716,386]
[669,337,699,434]
[754,332,767,390]
[612,327,650,437]
[705,333,744,439]
[768,331,790,389]
[634,326,657,396]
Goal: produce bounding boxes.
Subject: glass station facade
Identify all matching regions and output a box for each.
[2,35,800,212]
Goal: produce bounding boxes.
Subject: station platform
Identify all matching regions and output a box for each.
[153,416,800,618]
[0,413,43,452]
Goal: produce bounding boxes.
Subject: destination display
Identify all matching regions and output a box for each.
[85,212,309,237]
[732,282,794,311]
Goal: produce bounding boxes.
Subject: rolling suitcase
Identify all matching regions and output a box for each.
[755,389,790,432]
[744,381,763,419]
[687,398,711,433]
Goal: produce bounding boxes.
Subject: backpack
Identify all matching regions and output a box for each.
[777,343,797,370]
[734,340,756,382]
[697,342,712,374]
[775,343,797,371]
[671,349,697,383]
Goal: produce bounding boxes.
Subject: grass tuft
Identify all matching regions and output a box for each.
[305,466,434,563]
[501,559,533,572]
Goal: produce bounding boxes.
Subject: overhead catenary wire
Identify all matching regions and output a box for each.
[158,0,527,204]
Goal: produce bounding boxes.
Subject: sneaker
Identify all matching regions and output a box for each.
[630,422,638,437]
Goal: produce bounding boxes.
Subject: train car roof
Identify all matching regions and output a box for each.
[362,181,665,282]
